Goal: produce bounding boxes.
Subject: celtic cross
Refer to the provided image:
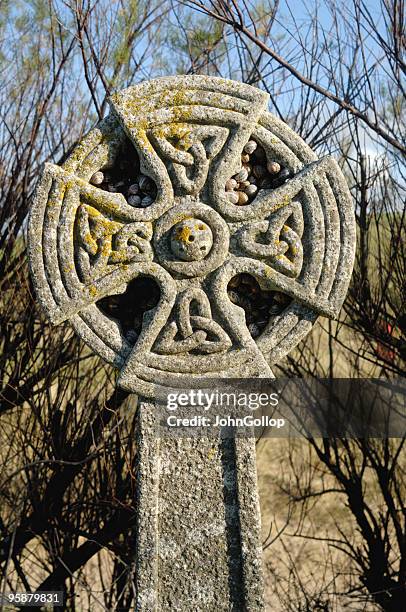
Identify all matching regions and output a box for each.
[28,76,355,610]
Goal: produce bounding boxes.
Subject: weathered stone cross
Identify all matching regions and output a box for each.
[28,76,355,610]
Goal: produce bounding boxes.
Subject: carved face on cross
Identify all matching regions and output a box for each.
[28,76,355,398]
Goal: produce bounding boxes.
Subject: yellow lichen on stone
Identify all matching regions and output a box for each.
[208,447,216,461]
[153,123,193,151]
[101,238,112,257]
[288,240,298,256]
[174,225,191,243]
[117,85,199,158]
[84,204,121,236]
[132,122,154,154]
[273,195,291,213]
[263,267,274,279]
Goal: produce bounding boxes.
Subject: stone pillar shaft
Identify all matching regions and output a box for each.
[135,402,264,611]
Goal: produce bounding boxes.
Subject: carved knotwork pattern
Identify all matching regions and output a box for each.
[154,288,232,355]
[150,125,228,196]
[239,200,304,278]
[28,76,355,396]
[76,204,153,282]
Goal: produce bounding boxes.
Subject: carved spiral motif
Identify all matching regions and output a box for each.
[28,76,356,397]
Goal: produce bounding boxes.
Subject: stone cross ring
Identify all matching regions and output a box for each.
[28,76,356,395]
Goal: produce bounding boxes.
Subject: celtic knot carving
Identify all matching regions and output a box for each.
[28,76,356,397]
[239,200,303,278]
[150,125,228,196]
[76,204,153,282]
[154,288,232,355]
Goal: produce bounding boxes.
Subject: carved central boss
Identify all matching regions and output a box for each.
[28,76,355,397]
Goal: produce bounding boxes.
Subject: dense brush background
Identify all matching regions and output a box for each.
[0,1,404,610]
